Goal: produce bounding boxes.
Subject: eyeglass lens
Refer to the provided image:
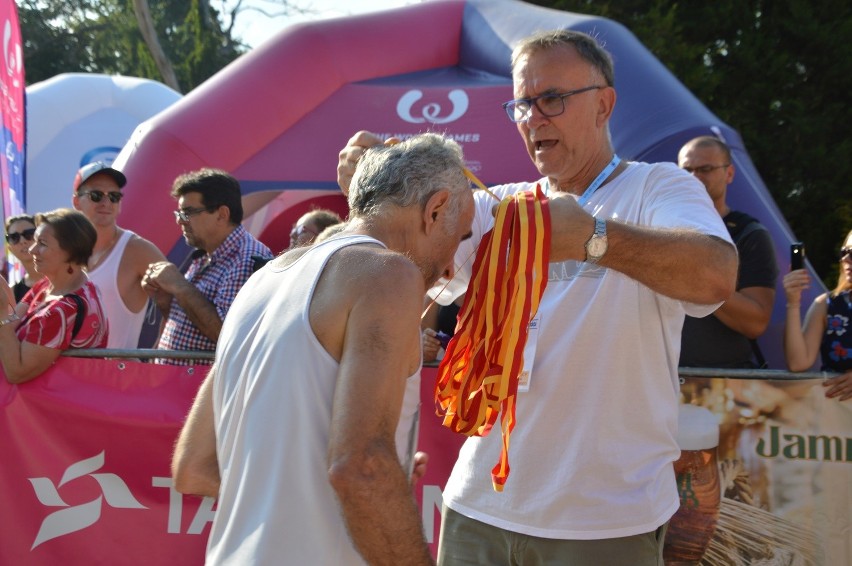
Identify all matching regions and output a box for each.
[683,164,729,174]
[840,247,852,260]
[83,190,123,203]
[174,207,211,222]
[503,86,603,122]
[506,94,566,122]
[5,228,36,244]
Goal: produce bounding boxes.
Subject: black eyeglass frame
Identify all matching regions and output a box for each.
[5,228,36,244]
[174,206,217,222]
[682,164,731,175]
[502,85,605,123]
[78,190,124,204]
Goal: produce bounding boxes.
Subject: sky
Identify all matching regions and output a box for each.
[230,0,416,50]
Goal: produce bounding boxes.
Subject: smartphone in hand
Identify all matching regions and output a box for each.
[791,242,805,270]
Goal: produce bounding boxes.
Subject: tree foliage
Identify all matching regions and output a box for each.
[17,0,246,92]
[529,0,852,282]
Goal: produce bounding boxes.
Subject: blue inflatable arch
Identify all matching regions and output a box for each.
[114,0,818,368]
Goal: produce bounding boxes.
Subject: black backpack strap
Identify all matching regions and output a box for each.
[64,293,87,341]
[725,211,760,243]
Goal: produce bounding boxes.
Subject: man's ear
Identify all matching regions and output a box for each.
[71,193,81,211]
[725,163,736,185]
[215,204,230,223]
[596,86,616,127]
[423,189,451,235]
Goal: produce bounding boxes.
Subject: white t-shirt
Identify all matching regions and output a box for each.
[208,235,420,565]
[438,162,731,539]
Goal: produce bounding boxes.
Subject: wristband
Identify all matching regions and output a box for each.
[0,313,20,328]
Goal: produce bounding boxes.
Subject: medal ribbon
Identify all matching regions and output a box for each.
[434,184,550,491]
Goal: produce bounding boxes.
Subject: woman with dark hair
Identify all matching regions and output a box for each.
[783,229,852,400]
[0,208,108,383]
[4,214,44,302]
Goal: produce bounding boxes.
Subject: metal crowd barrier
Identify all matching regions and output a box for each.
[64,347,838,382]
[62,348,216,362]
[422,360,839,380]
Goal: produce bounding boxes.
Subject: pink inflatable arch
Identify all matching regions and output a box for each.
[114,0,816,368]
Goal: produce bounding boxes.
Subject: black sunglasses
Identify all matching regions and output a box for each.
[5,228,36,244]
[840,247,852,261]
[79,190,124,204]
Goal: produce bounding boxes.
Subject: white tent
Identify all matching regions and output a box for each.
[24,73,181,214]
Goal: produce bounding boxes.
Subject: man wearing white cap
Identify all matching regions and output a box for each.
[72,161,166,349]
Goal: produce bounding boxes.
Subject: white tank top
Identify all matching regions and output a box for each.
[208,235,421,565]
[87,229,146,349]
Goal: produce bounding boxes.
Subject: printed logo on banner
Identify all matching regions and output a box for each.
[397,89,468,124]
[28,451,147,549]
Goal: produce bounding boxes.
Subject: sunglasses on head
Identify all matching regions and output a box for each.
[6,228,36,244]
[79,190,123,204]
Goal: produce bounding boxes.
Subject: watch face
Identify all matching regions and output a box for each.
[588,237,607,258]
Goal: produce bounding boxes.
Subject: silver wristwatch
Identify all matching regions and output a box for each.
[584,217,608,263]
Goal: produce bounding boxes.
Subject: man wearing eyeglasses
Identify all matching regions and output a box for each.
[338,30,737,565]
[72,161,167,349]
[142,168,272,365]
[678,136,779,369]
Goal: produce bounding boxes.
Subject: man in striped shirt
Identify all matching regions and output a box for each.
[143,168,272,365]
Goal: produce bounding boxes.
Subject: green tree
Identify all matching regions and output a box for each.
[528,0,852,283]
[17,0,246,92]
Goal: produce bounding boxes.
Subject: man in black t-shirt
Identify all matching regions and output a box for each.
[678,136,779,368]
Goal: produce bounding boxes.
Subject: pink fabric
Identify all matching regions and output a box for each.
[17,279,108,349]
[0,361,848,563]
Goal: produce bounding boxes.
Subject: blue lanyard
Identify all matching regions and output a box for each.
[545,154,622,207]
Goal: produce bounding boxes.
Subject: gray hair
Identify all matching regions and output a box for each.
[512,29,615,87]
[348,133,468,220]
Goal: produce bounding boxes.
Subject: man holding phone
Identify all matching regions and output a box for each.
[678,136,779,368]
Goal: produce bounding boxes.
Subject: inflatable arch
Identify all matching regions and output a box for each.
[114,0,819,369]
[25,73,181,214]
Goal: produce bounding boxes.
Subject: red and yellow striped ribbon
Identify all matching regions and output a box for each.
[434,184,550,491]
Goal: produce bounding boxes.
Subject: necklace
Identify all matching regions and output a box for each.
[88,227,120,271]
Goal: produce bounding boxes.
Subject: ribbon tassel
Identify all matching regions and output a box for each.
[435,185,550,491]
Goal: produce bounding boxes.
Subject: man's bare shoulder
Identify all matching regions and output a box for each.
[123,231,167,272]
[336,244,421,288]
[310,243,425,311]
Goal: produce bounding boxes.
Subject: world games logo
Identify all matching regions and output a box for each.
[28,451,146,549]
[396,89,468,124]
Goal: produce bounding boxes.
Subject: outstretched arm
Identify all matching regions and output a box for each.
[337,131,398,196]
[547,194,737,305]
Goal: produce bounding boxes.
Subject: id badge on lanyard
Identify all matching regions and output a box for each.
[517,314,540,393]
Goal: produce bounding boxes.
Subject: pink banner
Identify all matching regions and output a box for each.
[1,361,848,564]
[0,359,210,565]
[0,0,24,220]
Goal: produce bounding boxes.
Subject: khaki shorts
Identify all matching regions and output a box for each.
[437,504,667,566]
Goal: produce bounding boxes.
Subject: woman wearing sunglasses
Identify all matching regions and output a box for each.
[0,208,108,384]
[4,214,45,302]
[783,230,852,400]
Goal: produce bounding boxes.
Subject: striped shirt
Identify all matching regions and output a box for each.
[156,225,271,365]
